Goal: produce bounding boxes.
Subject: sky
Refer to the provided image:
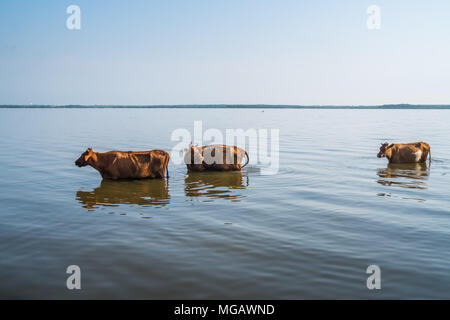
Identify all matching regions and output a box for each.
[0,0,449,105]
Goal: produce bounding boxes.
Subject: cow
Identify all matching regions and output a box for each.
[75,148,170,179]
[377,142,431,164]
[184,144,249,172]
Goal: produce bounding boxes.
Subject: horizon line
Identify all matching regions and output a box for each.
[1,103,450,109]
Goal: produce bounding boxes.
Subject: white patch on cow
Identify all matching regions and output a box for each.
[413,150,422,162]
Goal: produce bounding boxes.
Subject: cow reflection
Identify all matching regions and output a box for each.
[184,171,249,201]
[377,163,429,190]
[76,179,170,209]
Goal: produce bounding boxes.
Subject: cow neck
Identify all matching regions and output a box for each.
[87,152,102,171]
[385,147,393,161]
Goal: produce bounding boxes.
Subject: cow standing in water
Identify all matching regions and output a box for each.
[377,142,431,164]
[75,148,170,179]
[184,144,249,172]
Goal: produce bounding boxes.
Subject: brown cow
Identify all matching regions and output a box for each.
[184,144,249,172]
[377,142,431,164]
[75,148,170,179]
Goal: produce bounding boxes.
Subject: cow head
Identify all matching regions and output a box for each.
[75,148,95,167]
[377,142,390,158]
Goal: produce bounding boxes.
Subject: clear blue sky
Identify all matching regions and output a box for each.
[1,0,449,105]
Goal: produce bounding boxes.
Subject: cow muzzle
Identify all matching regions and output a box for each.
[75,160,85,167]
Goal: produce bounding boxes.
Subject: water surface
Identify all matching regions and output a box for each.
[0,108,449,299]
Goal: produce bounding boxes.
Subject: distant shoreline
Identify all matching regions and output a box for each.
[1,104,450,109]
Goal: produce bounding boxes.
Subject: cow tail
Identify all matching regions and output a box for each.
[165,153,170,178]
[428,148,431,164]
[242,150,249,168]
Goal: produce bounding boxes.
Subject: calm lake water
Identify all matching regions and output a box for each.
[0,108,449,299]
